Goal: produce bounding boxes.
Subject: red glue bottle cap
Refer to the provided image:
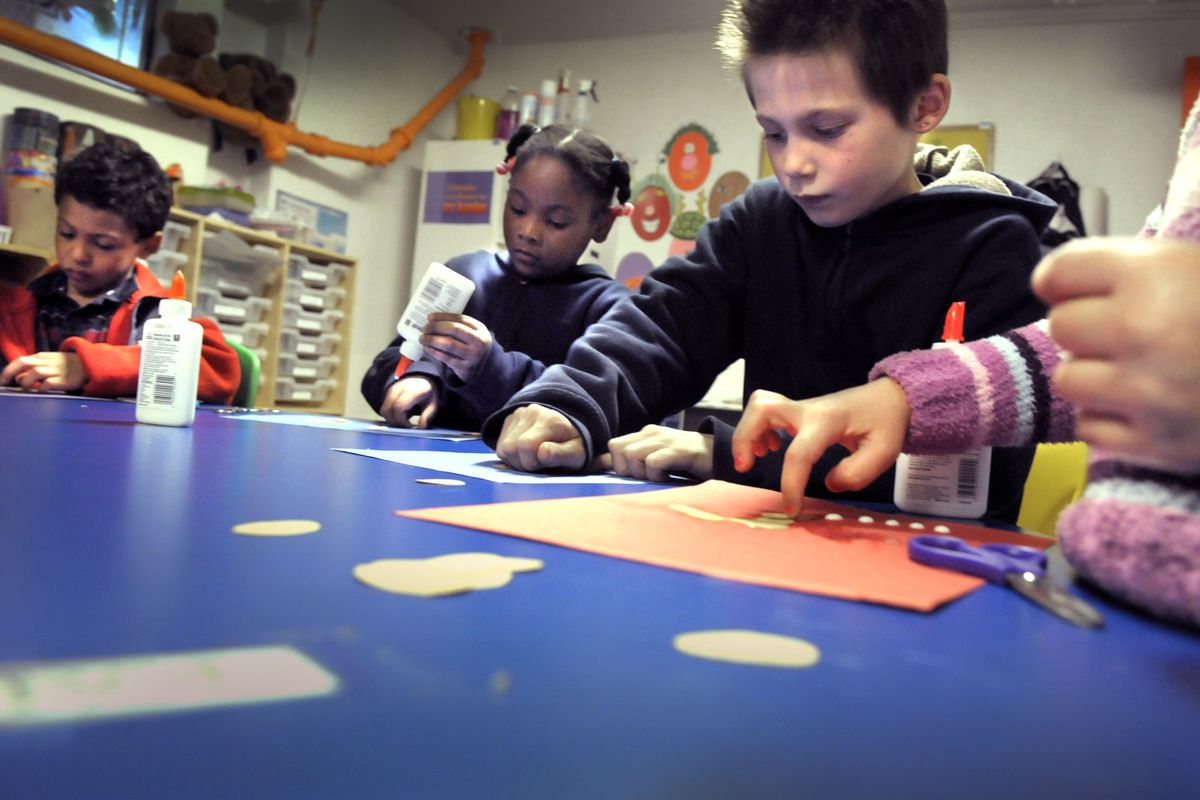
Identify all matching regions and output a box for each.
[941,300,965,343]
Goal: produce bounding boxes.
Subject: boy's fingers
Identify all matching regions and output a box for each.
[537,439,586,470]
[0,359,25,384]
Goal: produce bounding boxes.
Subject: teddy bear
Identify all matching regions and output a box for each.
[151,11,296,143]
[218,53,297,123]
[151,10,226,114]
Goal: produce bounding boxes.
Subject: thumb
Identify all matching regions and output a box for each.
[825,439,900,493]
[537,439,586,470]
[417,400,438,429]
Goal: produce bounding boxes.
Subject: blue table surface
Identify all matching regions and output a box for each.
[1,395,1198,799]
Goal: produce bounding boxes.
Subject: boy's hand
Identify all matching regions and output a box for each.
[1033,237,1200,471]
[420,312,493,383]
[731,381,910,516]
[604,425,713,482]
[0,352,86,392]
[381,375,439,428]
[494,404,587,472]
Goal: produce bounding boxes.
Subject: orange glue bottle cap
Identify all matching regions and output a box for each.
[169,270,187,300]
[941,300,965,343]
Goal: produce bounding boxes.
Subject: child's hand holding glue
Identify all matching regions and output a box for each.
[384,262,477,428]
[419,312,494,383]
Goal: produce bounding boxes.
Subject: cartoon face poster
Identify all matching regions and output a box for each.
[614,121,754,272]
[663,123,719,192]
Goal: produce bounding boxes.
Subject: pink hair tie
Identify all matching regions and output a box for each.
[614,202,634,217]
[495,157,515,175]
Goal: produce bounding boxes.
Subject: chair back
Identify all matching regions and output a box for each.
[227,340,261,407]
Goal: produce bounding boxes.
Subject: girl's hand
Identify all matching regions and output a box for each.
[1034,237,1200,471]
[381,375,439,429]
[731,381,910,516]
[604,425,713,482]
[0,352,86,392]
[420,313,493,383]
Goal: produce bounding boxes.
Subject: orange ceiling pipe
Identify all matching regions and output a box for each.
[0,18,490,165]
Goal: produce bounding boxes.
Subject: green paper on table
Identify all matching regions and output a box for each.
[397,480,1051,611]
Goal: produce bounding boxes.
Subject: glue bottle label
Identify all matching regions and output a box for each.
[894,448,992,517]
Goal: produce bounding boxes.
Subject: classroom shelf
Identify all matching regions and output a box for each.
[165,208,357,415]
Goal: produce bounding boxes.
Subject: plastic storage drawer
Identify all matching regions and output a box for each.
[279,329,342,359]
[275,377,336,403]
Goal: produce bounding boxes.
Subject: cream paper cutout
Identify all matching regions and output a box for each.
[673,629,821,668]
[233,519,322,537]
[668,504,802,530]
[353,553,544,597]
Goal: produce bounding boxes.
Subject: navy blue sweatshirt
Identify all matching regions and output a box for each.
[482,176,1057,521]
[362,250,630,431]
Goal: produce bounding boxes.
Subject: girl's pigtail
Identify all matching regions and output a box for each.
[610,155,633,205]
[497,124,541,174]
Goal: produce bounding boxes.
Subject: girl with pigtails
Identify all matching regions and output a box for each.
[362,124,633,430]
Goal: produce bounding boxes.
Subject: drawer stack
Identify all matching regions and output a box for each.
[194,229,284,368]
[274,253,350,405]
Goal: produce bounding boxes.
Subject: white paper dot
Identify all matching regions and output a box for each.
[908,522,925,530]
[884,519,900,527]
[824,513,843,521]
[934,524,951,533]
[857,515,874,524]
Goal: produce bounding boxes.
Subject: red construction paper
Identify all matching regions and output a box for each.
[396,480,1051,612]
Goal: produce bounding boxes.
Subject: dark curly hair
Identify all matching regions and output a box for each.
[716,0,948,124]
[503,124,632,211]
[54,138,172,241]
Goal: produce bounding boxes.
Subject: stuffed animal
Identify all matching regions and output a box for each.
[152,10,225,114]
[218,53,296,123]
[152,12,296,126]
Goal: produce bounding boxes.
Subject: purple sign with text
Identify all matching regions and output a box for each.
[423,171,493,224]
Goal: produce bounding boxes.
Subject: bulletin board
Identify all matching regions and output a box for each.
[920,123,995,170]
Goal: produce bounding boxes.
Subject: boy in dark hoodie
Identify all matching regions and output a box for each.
[487,0,1055,522]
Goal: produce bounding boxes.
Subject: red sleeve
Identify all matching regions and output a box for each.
[63,316,240,403]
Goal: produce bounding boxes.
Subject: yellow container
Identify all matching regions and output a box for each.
[456,96,500,140]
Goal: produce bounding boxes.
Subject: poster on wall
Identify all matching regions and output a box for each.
[275,190,349,254]
[423,171,494,224]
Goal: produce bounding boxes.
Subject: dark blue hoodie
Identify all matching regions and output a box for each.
[362,250,630,431]
[482,173,1057,521]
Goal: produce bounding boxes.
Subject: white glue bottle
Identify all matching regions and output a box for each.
[394,262,476,377]
[136,271,203,427]
[893,301,992,518]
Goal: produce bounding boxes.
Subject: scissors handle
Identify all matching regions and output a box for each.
[908,534,1047,584]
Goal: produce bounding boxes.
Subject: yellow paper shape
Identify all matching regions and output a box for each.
[353,552,543,597]
[232,519,321,537]
[674,629,821,668]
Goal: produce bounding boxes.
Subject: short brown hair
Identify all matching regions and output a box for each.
[716,0,948,123]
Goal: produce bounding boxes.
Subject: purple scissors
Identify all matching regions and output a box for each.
[908,534,1104,628]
